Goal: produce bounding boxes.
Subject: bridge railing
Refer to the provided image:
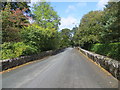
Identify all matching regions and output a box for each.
[77,47,120,80]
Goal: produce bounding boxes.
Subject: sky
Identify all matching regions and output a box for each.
[31,0,109,30]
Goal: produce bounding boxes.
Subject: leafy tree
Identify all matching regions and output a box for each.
[71,26,78,36]
[60,28,72,47]
[10,8,29,28]
[21,24,60,52]
[1,3,29,43]
[32,2,61,29]
[71,26,79,46]
[0,2,31,14]
[101,1,120,43]
[1,3,20,42]
[74,11,104,48]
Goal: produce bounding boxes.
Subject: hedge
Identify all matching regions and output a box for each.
[0,42,37,60]
[90,42,120,61]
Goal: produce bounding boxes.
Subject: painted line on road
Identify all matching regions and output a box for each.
[78,50,118,81]
[0,56,49,74]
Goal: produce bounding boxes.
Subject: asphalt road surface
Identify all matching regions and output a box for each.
[2,48,118,88]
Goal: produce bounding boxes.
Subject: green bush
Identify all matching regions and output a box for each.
[1,42,40,60]
[13,42,28,57]
[23,45,38,55]
[91,42,120,61]
[1,42,29,60]
[1,24,61,60]
[1,42,14,59]
[21,24,60,51]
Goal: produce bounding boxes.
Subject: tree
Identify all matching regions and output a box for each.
[71,26,79,46]
[10,8,30,28]
[0,2,32,23]
[21,24,60,52]
[32,2,61,29]
[1,3,29,43]
[101,1,120,43]
[0,2,30,13]
[71,26,78,36]
[75,10,104,49]
[60,28,72,47]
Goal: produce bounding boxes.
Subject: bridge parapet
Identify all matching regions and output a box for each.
[77,47,120,80]
[0,48,65,72]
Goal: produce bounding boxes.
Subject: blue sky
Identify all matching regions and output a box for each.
[31,0,109,30]
[50,1,108,30]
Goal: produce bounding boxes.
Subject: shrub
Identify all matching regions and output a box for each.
[1,42,28,60]
[13,42,28,57]
[91,42,120,61]
[23,45,38,55]
[21,24,60,52]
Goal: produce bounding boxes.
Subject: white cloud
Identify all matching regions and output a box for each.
[65,2,87,13]
[59,16,79,30]
[97,0,109,10]
[65,5,76,13]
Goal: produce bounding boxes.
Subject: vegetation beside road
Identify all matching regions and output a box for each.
[1,2,66,60]
[1,1,120,61]
[90,43,120,60]
[72,1,120,61]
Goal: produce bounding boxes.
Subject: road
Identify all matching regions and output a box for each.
[2,48,118,88]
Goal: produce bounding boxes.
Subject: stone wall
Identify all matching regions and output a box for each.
[0,48,65,71]
[77,47,120,80]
